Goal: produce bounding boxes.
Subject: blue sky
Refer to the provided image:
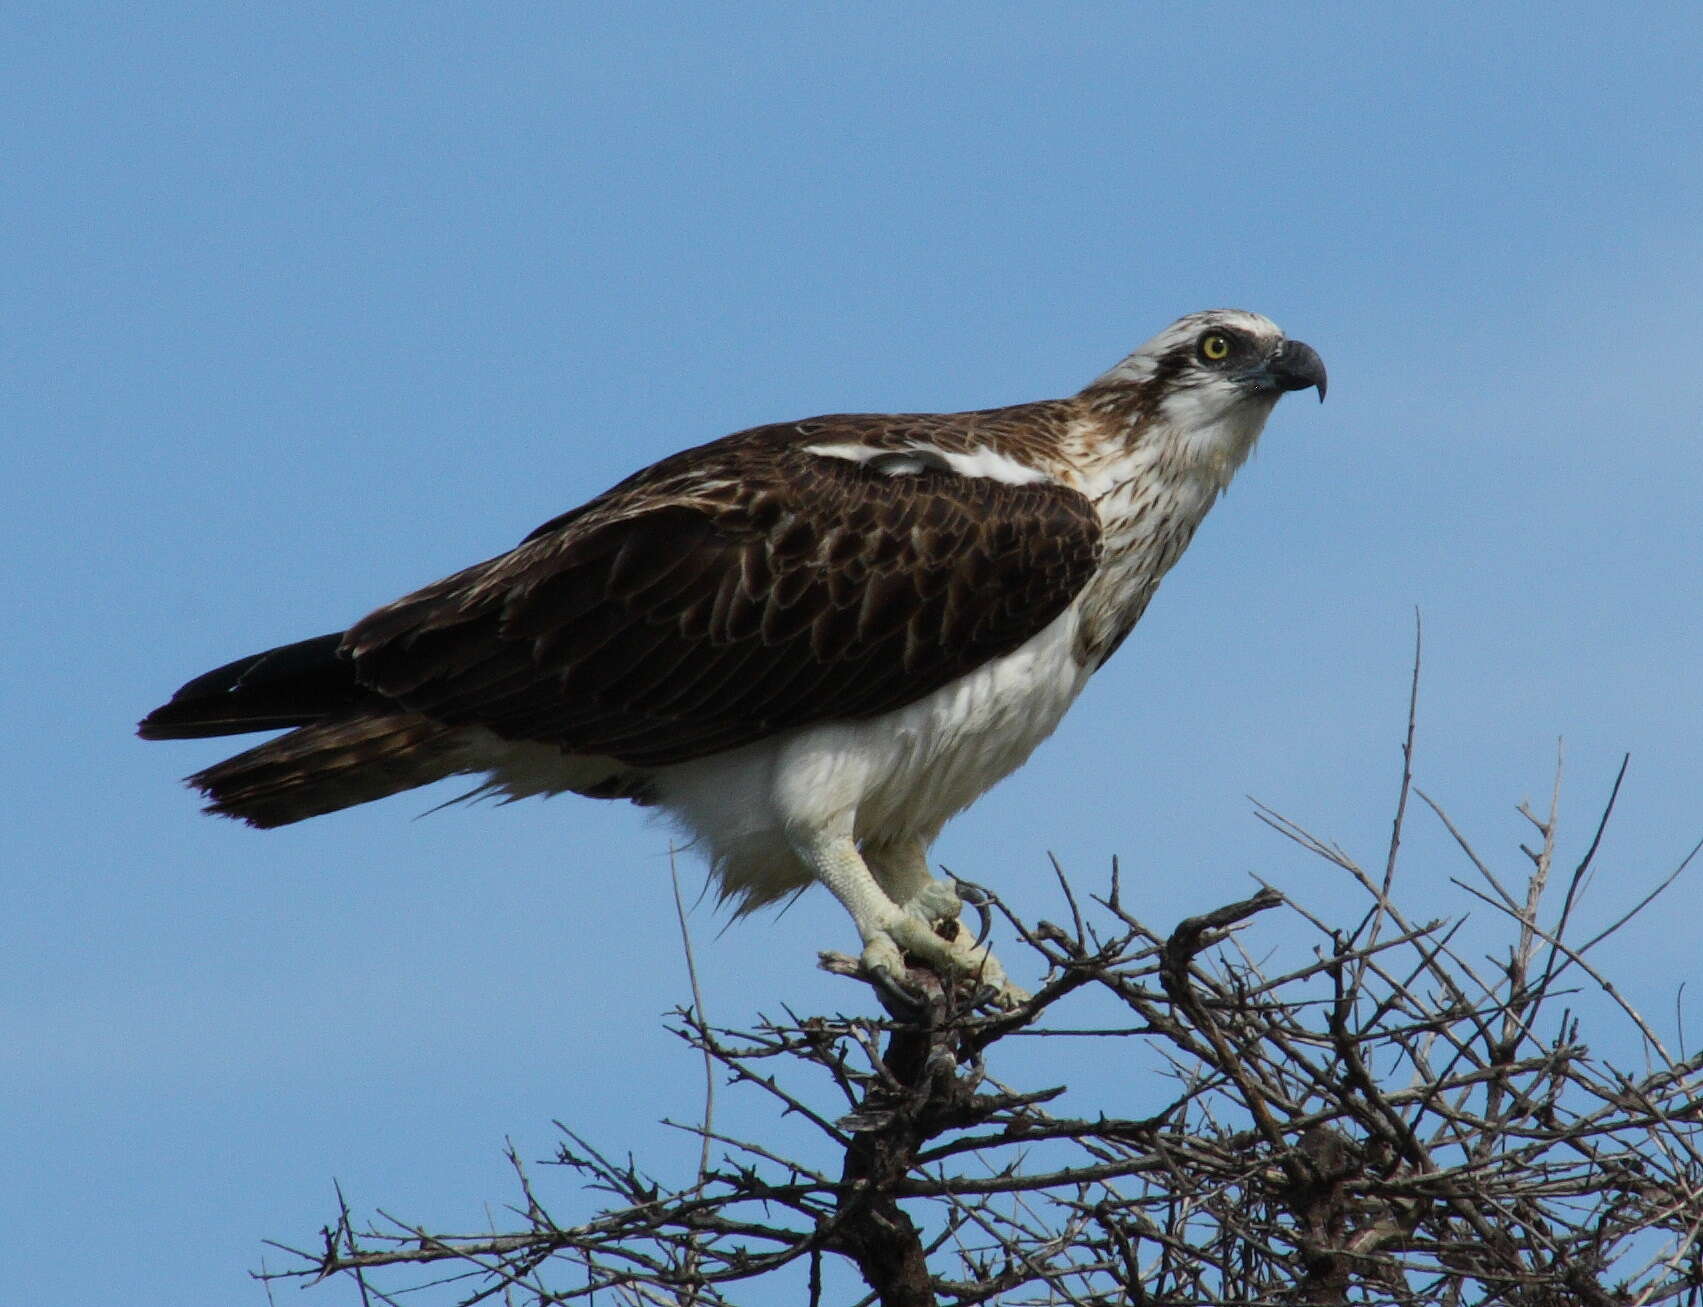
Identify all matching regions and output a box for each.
[6,5,1701,1304]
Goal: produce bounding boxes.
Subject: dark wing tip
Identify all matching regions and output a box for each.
[137,632,360,740]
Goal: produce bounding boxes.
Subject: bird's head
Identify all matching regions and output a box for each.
[1083,308,1326,489]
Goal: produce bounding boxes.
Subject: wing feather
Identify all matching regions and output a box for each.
[343,418,1101,768]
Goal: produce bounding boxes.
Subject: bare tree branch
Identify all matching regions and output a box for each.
[258,722,1702,1306]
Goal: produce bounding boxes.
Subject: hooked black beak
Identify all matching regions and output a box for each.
[1268,338,1327,401]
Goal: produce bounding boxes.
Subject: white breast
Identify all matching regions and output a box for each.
[650,603,1094,907]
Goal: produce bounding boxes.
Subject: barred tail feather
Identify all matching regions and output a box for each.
[189,713,470,828]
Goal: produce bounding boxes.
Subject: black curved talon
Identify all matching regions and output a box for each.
[962,895,996,948]
[867,963,929,1020]
[950,877,991,906]
[946,877,997,948]
[970,901,995,948]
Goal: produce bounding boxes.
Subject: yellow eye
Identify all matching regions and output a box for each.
[1199,331,1231,362]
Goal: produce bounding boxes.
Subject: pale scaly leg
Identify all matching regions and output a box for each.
[796,830,1027,1007]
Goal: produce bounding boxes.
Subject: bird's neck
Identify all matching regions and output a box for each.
[1069,386,1275,501]
[1059,395,1273,666]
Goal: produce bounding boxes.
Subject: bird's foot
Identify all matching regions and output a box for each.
[861,911,1030,1010]
[899,878,965,927]
[897,876,998,953]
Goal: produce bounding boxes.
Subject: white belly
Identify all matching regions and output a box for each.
[651,604,1094,909]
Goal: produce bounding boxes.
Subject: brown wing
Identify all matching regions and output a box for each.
[342,420,1101,768]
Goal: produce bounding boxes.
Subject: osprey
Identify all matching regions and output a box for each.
[140,309,1325,1006]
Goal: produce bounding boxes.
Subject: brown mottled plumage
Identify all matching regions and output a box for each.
[345,418,1104,765]
[141,309,1325,1005]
